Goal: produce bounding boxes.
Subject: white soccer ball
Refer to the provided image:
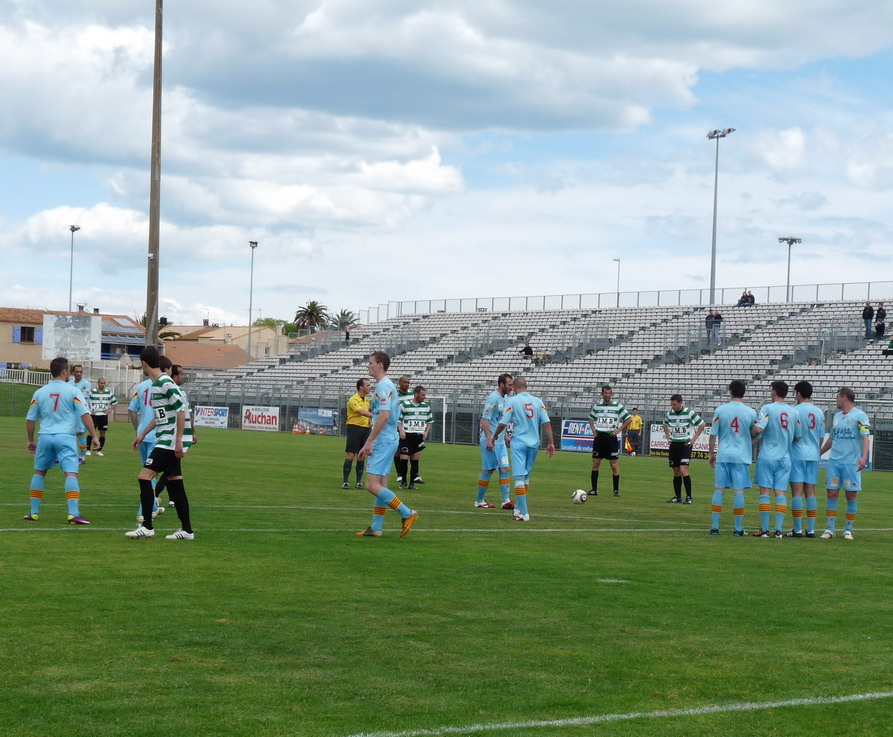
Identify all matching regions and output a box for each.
[572,489,588,504]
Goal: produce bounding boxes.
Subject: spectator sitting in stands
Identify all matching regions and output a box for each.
[520,343,534,359]
[883,339,893,357]
[737,290,748,307]
[746,291,756,305]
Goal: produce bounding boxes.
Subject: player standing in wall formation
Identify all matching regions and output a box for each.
[662,394,705,504]
[475,373,515,510]
[69,364,92,463]
[752,381,802,538]
[393,375,412,483]
[708,380,758,536]
[356,352,418,538]
[626,407,643,455]
[819,387,870,541]
[88,377,118,456]
[786,381,825,537]
[129,355,172,521]
[153,364,196,508]
[126,347,195,540]
[587,386,632,497]
[342,378,372,489]
[24,356,100,525]
[492,376,555,522]
[397,385,435,490]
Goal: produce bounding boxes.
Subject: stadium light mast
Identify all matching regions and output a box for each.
[145,0,163,346]
[613,258,621,307]
[778,237,802,302]
[707,127,735,305]
[247,240,258,362]
[68,225,80,313]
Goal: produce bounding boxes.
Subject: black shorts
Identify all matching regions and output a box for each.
[592,433,620,460]
[345,425,371,454]
[400,433,426,456]
[91,415,109,431]
[144,447,183,477]
[668,442,693,468]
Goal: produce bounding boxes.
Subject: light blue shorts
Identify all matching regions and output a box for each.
[367,437,399,477]
[789,459,819,485]
[714,462,752,490]
[480,435,510,470]
[35,434,79,474]
[510,441,539,479]
[826,461,861,492]
[755,457,792,491]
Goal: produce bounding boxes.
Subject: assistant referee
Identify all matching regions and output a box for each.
[343,378,372,489]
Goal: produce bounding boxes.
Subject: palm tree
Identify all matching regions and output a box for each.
[293,300,329,334]
[329,309,359,331]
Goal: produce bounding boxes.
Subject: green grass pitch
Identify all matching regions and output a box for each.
[1,416,891,737]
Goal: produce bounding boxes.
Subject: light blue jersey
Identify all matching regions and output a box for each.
[503,392,550,447]
[371,376,400,445]
[27,380,90,434]
[711,401,758,464]
[755,401,801,461]
[72,378,92,408]
[792,402,825,461]
[480,390,507,434]
[829,408,871,464]
[129,378,157,446]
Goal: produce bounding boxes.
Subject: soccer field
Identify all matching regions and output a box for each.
[1,416,891,737]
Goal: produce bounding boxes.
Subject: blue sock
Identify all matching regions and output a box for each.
[711,491,723,529]
[376,488,411,518]
[759,493,771,532]
[806,496,818,533]
[774,493,787,532]
[845,498,858,532]
[499,469,511,503]
[477,470,493,503]
[733,491,745,531]
[826,497,839,532]
[791,496,804,533]
[515,480,528,515]
[64,476,80,516]
[30,474,45,515]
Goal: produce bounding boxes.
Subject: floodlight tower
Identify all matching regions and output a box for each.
[247,240,258,362]
[613,258,621,307]
[778,237,802,302]
[68,225,81,313]
[707,127,735,305]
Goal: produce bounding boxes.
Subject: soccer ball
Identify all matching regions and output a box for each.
[572,489,588,504]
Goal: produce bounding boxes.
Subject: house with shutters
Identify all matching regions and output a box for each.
[0,307,146,370]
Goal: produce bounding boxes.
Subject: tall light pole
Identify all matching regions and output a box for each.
[145,0,163,346]
[778,237,801,302]
[68,225,80,313]
[707,127,735,305]
[247,241,258,362]
[613,258,621,307]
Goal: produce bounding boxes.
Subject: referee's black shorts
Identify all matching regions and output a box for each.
[345,424,371,454]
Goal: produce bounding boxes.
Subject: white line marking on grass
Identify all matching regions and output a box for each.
[343,691,893,737]
[596,578,630,583]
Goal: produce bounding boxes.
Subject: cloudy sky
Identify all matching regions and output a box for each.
[3,1,893,326]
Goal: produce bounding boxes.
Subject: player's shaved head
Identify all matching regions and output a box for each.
[513,376,528,391]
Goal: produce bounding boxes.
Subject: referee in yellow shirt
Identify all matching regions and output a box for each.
[343,378,373,488]
[627,408,644,456]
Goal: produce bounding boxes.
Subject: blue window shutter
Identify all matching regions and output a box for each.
[36,327,43,344]
[12,326,21,343]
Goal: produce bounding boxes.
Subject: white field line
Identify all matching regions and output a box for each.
[343,691,893,737]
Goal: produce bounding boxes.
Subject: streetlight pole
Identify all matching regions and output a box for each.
[247,241,258,362]
[707,128,735,305]
[68,225,80,313]
[613,258,621,307]
[778,237,801,302]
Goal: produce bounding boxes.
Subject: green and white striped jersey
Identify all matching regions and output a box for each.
[399,399,434,434]
[89,388,118,415]
[588,401,631,434]
[151,374,194,450]
[663,407,704,442]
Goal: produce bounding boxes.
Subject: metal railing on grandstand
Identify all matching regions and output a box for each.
[357,280,893,324]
